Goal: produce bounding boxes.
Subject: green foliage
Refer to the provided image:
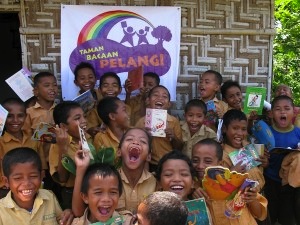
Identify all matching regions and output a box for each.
[273,0,300,104]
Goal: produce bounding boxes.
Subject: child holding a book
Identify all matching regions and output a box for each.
[263,95,300,225]
[181,99,217,158]
[135,85,183,172]
[198,70,228,131]
[125,72,160,126]
[191,138,268,225]
[49,101,91,209]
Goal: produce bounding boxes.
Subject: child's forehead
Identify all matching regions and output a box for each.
[5,102,25,112]
[150,87,169,95]
[37,76,56,84]
[185,105,205,113]
[144,76,156,83]
[102,76,119,84]
[273,99,293,107]
[125,128,148,138]
[193,144,217,156]
[9,162,40,175]
[89,174,119,186]
[201,73,217,81]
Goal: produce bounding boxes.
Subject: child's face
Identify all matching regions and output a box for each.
[199,73,220,101]
[63,107,87,140]
[224,86,243,110]
[135,203,150,225]
[82,175,120,223]
[112,100,130,129]
[192,144,220,180]
[272,99,294,129]
[159,159,193,200]
[223,119,247,149]
[99,77,122,97]
[74,68,96,92]
[118,129,151,170]
[143,76,158,92]
[3,162,41,210]
[148,87,171,110]
[275,85,292,98]
[5,103,26,135]
[184,106,205,136]
[34,76,58,102]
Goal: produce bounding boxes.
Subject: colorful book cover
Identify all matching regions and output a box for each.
[127,66,143,92]
[243,86,267,115]
[204,100,218,127]
[72,90,95,114]
[251,120,275,151]
[228,144,261,171]
[202,166,248,200]
[0,105,8,136]
[31,122,56,143]
[5,68,34,102]
[145,108,167,137]
[185,198,211,225]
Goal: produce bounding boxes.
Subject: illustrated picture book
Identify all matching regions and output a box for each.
[145,108,167,137]
[0,105,8,136]
[127,66,143,92]
[72,90,95,114]
[32,122,56,143]
[243,86,267,115]
[185,198,211,225]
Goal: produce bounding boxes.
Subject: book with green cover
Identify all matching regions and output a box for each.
[185,198,211,225]
[243,86,267,115]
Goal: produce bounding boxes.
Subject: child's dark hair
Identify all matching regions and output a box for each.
[81,163,122,196]
[142,191,188,225]
[33,71,55,87]
[193,138,223,161]
[156,150,196,181]
[221,80,241,99]
[144,72,160,85]
[271,95,294,109]
[97,96,121,125]
[2,97,25,111]
[53,101,82,125]
[99,72,121,88]
[222,109,247,128]
[119,128,152,153]
[184,99,207,115]
[74,62,96,80]
[203,70,223,85]
[2,147,42,177]
[148,85,170,100]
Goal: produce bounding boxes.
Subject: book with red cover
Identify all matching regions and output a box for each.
[127,66,143,92]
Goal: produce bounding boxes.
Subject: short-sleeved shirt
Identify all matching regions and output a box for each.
[222,143,265,191]
[135,114,182,165]
[93,127,120,153]
[0,131,47,188]
[117,168,156,212]
[181,122,217,158]
[127,94,146,126]
[0,189,62,225]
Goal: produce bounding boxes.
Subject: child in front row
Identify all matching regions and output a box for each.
[135,85,183,172]
[0,147,73,225]
[181,99,217,158]
[192,138,268,225]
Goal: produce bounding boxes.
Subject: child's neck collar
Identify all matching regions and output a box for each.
[272,123,294,132]
[201,96,216,103]
[37,99,54,110]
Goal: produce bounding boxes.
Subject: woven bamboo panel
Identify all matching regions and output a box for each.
[0,0,274,114]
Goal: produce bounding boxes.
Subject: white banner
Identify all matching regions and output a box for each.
[61,5,181,101]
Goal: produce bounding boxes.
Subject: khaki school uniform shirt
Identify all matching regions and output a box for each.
[280,151,300,187]
[117,168,156,212]
[127,94,146,126]
[135,114,182,165]
[0,189,62,225]
[181,122,217,158]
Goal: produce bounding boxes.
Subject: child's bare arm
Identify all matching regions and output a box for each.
[243,187,267,220]
[58,209,74,225]
[192,187,209,199]
[124,79,132,104]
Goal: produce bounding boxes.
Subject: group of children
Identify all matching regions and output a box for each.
[1,62,300,225]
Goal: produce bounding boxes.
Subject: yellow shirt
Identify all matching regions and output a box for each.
[93,127,120,152]
[127,94,146,126]
[117,168,156,212]
[181,122,217,158]
[280,151,300,187]
[0,131,47,188]
[0,189,62,225]
[135,114,182,165]
[23,102,56,133]
[222,143,265,192]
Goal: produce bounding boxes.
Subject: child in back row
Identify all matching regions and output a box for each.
[192,138,268,225]
[125,72,160,126]
[181,99,217,158]
[0,147,73,225]
[221,80,243,111]
[199,70,228,131]
[135,85,183,172]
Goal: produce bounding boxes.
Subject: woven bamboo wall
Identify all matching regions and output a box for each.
[0,0,275,117]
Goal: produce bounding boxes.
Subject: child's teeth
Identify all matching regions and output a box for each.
[22,190,32,195]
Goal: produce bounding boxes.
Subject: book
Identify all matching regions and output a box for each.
[127,66,143,92]
[228,144,261,171]
[5,68,34,102]
[72,90,95,114]
[185,198,211,225]
[269,147,300,154]
[32,122,56,143]
[251,120,275,151]
[0,105,8,136]
[78,124,94,160]
[204,100,218,127]
[202,166,248,200]
[145,108,167,137]
[243,86,267,115]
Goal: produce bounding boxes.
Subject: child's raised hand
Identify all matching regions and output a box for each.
[248,111,259,121]
[242,186,258,204]
[231,161,246,173]
[165,126,175,140]
[256,150,270,168]
[55,124,69,152]
[58,209,74,225]
[215,104,224,118]
[192,187,209,200]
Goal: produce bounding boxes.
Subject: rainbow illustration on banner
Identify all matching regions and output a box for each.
[77,10,154,45]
